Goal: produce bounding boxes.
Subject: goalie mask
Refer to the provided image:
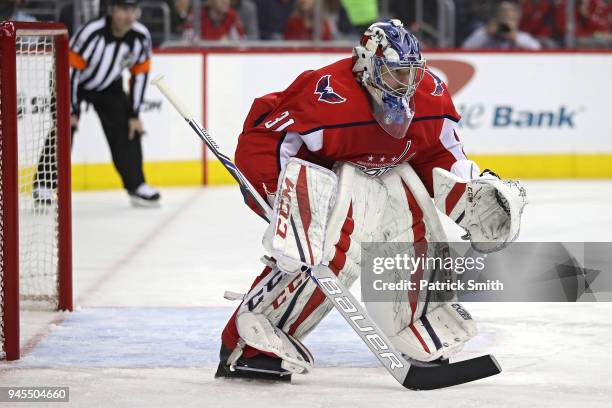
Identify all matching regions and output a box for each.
[352,19,426,139]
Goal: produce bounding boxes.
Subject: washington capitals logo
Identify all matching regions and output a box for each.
[426,69,445,97]
[350,140,413,177]
[314,75,346,104]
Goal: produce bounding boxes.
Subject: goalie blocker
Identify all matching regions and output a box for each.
[217,157,523,381]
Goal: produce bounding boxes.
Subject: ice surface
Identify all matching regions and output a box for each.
[1,181,611,407]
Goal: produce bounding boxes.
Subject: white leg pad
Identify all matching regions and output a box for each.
[391,303,478,362]
[236,312,314,374]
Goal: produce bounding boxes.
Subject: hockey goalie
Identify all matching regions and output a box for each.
[215,19,527,381]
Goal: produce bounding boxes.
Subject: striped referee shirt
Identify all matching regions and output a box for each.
[68,16,152,118]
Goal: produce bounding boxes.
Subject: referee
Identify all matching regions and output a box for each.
[35,0,160,206]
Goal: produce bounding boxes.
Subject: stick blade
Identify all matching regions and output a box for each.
[402,354,501,390]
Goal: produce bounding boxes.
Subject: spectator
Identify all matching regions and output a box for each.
[554,0,610,46]
[519,0,554,37]
[284,0,332,40]
[167,0,194,38]
[200,0,246,40]
[232,0,259,39]
[331,0,356,38]
[462,1,542,50]
[1,0,37,21]
[455,0,496,45]
[519,0,559,47]
[255,0,294,40]
[321,0,349,39]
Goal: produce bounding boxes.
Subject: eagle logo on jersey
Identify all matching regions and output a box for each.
[314,75,347,104]
[426,69,445,97]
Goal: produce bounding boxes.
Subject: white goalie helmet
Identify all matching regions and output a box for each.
[352,19,426,139]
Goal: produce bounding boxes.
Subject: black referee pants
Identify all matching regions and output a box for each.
[35,80,146,192]
[86,80,145,191]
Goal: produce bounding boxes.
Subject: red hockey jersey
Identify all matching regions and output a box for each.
[235,57,468,214]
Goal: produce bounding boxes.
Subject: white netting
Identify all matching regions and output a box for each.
[16,33,60,309]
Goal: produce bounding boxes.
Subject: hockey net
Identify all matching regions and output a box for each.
[0,22,72,361]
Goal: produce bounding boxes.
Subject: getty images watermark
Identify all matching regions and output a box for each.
[360,242,612,302]
[370,252,504,292]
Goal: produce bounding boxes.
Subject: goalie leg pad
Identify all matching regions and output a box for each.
[263,158,338,273]
[220,256,357,363]
[372,302,477,362]
[236,312,314,374]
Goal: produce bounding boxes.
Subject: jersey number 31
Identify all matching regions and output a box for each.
[264,111,295,132]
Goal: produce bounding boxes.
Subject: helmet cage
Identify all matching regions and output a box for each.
[372,56,426,99]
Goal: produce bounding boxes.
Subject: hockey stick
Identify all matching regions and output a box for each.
[151,76,271,220]
[151,74,501,390]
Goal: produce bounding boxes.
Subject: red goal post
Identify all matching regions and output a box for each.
[0,21,72,361]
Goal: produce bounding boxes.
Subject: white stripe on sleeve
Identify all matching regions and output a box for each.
[439,118,467,161]
[300,129,324,152]
[279,132,305,172]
